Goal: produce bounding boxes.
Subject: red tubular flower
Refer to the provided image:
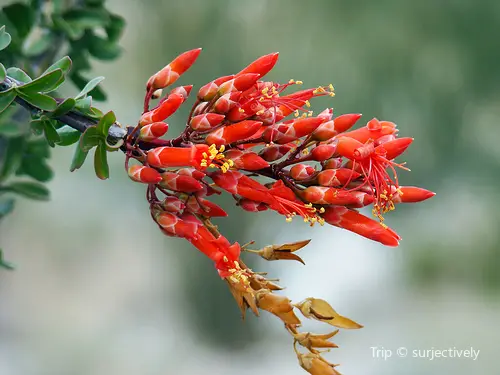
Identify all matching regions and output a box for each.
[140,93,185,125]
[160,171,204,192]
[147,144,208,168]
[317,168,361,187]
[128,165,163,184]
[139,122,169,141]
[186,196,227,217]
[238,198,269,212]
[218,73,261,95]
[312,120,336,141]
[290,164,316,180]
[392,186,436,203]
[339,118,397,143]
[205,120,262,146]
[126,49,434,374]
[224,149,270,170]
[213,92,242,113]
[147,48,202,91]
[189,113,225,131]
[302,186,374,207]
[259,144,293,161]
[161,196,185,212]
[333,113,362,133]
[321,206,401,247]
[197,75,235,101]
[237,52,279,78]
[311,144,337,161]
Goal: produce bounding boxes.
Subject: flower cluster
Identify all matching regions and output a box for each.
[124,49,434,374]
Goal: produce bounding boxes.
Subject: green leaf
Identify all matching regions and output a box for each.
[6,67,31,83]
[0,136,25,182]
[62,8,111,29]
[80,126,102,152]
[56,125,81,146]
[3,3,34,38]
[22,27,54,57]
[16,91,57,111]
[74,76,105,99]
[96,111,116,136]
[90,106,104,117]
[18,157,53,182]
[70,73,106,101]
[51,15,85,40]
[0,63,6,83]
[86,33,121,61]
[17,69,63,93]
[0,249,14,271]
[52,98,76,117]
[0,26,12,51]
[75,96,92,113]
[43,56,72,76]
[1,181,50,201]
[0,198,15,218]
[106,14,126,43]
[94,141,109,179]
[85,0,106,6]
[43,119,61,147]
[70,142,89,172]
[0,90,16,114]
[26,138,50,159]
[30,119,44,135]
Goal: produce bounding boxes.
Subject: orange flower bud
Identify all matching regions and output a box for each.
[311,144,337,161]
[160,171,204,192]
[218,73,260,95]
[140,93,184,125]
[290,164,316,181]
[317,168,360,187]
[161,196,185,212]
[197,75,234,101]
[139,122,169,141]
[189,113,225,131]
[205,120,262,146]
[128,165,162,184]
[312,120,336,141]
[302,186,373,207]
[213,92,241,113]
[237,52,279,78]
[147,48,201,91]
[333,113,362,133]
[225,150,269,170]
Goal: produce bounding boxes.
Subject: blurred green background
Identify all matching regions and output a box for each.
[1,0,499,374]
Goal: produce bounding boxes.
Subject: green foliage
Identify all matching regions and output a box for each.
[0,0,126,266]
[0,248,14,270]
[0,25,12,51]
[0,181,50,200]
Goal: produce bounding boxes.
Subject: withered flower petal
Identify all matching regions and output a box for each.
[296,298,363,329]
[297,351,342,375]
[250,239,311,264]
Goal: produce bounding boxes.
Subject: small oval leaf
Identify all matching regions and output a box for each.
[70,142,89,172]
[43,56,72,76]
[16,91,57,111]
[1,181,50,201]
[17,69,63,93]
[94,142,109,180]
[75,76,104,99]
[0,26,12,51]
[56,125,81,146]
